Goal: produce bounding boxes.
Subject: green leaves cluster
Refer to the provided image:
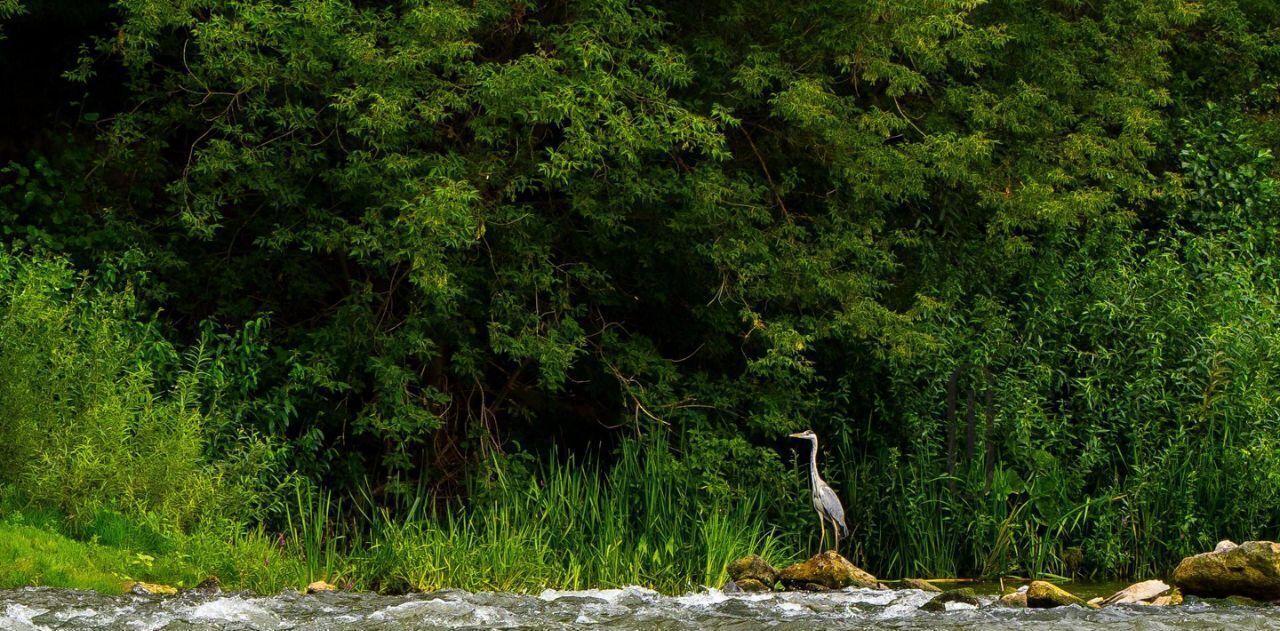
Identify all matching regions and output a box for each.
[0,251,274,531]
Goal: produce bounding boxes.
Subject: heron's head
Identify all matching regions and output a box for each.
[788,429,817,440]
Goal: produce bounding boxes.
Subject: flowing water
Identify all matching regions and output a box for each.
[2,585,1278,630]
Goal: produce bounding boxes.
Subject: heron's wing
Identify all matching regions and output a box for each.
[817,483,849,535]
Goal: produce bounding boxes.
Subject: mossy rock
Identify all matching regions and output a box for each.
[920,588,980,612]
[728,554,778,587]
[1027,581,1092,608]
[735,578,771,593]
[195,576,222,591]
[1172,540,1280,601]
[1150,590,1183,606]
[778,551,877,590]
[129,582,177,596]
[902,578,942,593]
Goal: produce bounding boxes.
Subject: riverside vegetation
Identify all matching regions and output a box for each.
[0,0,1279,596]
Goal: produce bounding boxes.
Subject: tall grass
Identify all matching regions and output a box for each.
[839,227,1280,580]
[352,440,791,593]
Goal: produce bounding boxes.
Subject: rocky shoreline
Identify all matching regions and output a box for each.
[725,539,1280,612]
[119,538,1280,608]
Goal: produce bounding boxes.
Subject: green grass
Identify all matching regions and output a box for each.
[0,442,796,596]
[0,518,204,593]
[340,442,795,594]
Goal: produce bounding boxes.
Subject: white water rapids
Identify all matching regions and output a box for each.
[2,585,1278,630]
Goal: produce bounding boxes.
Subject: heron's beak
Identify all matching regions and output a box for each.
[788,432,806,439]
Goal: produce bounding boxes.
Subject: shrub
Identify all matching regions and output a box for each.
[0,250,267,531]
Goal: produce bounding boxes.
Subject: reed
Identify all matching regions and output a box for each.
[353,440,793,593]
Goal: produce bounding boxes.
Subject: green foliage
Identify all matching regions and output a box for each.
[0,250,272,530]
[0,0,1279,590]
[0,0,22,38]
[853,114,1280,578]
[353,438,790,593]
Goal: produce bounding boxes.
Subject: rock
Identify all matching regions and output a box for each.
[1150,591,1183,606]
[902,578,943,592]
[802,582,831,592]
[1026,581,1091,608]
[1172,540,1280,600]
[778,551,877,590]
[920,587,980,612]
[1215,540,1239,553]
[1224,595,1264,607]
[129,582,178,596]
[194,576,221,592]
[721,579,742,593]
[1087,597,1105,607]
[1101,579,1177,606]
[999,588,1028,608]
[735,578,771,593]
[728,554,778,588]
[306,580,337,594]
[876,583,892,591]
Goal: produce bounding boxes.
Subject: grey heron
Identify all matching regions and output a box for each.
[789,429,849,552]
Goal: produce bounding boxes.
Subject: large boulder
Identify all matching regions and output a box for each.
[920,588,980,612]
[1100,579,1181,606]
[1026,581,1090,608]
[1172,540,1280,601]
[778,551,877,590]
[728,554,778,588]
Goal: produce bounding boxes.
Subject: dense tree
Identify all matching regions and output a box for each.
[1,0,1278,577]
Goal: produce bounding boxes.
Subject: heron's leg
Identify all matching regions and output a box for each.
[832,518,841,553]
[819,515,827,552]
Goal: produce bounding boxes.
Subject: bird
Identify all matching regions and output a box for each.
[789,429,849,552]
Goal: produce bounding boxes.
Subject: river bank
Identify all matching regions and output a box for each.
[0,517,1169,600]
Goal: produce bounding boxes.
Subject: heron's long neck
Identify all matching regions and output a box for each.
[808,437,821,488]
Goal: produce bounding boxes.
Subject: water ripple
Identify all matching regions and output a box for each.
[1,586,1277,630]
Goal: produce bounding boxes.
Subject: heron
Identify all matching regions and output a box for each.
[789,429,848,552]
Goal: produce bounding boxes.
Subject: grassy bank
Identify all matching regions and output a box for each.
[0,445,793,595]
[0,520,195,593]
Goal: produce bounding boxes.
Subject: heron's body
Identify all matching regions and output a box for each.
[791,430,848,551]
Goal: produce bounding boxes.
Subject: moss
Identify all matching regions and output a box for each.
[921,588,980,612]
[1027,581,1092,609]
[1172,541,1280,600]
[728,555,778,587]
[778,552,877,590]
[735,578,771,592]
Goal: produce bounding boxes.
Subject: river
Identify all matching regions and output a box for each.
[2,585,1278,630]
